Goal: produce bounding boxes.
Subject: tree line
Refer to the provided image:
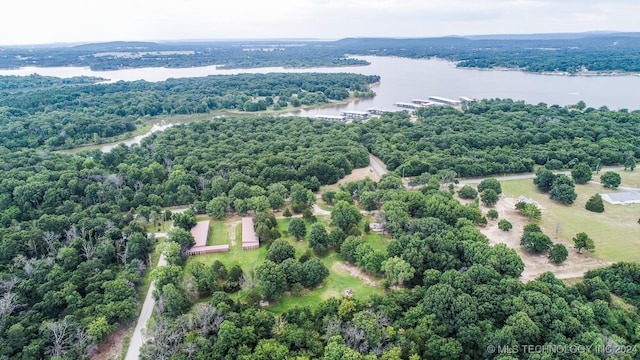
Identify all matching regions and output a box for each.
[0,72,378,150]
[361,99,639,178]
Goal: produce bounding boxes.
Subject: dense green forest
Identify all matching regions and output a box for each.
[362,100,639,177]
[0,72,378,149]
[337,34,640,73]
[4,33,640,73]
[0,117,374,359]
[0,74,104,90]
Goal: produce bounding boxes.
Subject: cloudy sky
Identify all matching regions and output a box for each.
[1,0,638,45]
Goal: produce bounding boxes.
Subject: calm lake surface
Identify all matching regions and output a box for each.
[2,56,640,116]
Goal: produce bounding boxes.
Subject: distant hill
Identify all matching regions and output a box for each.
[70,41,163,51]
[462,31,629,40]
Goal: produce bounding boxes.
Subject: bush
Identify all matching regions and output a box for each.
[498,219,512,231]
[291,201,307,214]
[517,203,542,221]
[458,185,478,199]
[487,209,499,220]
[478,178,502,195]
[549,244,569,264]
[480,189,499,207]
[521,231,553,253]
[571,163,593,184]
[585,194,605,213]
[601,171,621,189]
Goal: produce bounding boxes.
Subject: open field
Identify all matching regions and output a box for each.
[501,177,640,263]
[477,195,611,282]
[467,172,639,282]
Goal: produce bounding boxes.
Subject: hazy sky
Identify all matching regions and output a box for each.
[2,0,639,45]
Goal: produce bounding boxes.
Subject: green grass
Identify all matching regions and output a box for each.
[615,169,640,188]
[208,221,231,246]
[502,175,640,263]
[147,220,172,233]
[315,199,333,212]
[362,233,389,252]
[268,252,384,313]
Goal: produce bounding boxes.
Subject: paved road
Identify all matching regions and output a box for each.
[454,166,627,185]
[125,253,166,360]
[369,154,388,177]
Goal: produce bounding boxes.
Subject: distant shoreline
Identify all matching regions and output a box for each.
[455,63,640,77]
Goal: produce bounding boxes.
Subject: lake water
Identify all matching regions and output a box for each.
[2,57,640,115]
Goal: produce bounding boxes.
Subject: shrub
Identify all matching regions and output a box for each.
[478,178,502,194]
[458,185,478,199]
[601,171,621,189]
[549,244,569,264]
[585,194,605,213]
[480,189,499,207]
[498,219,512,231]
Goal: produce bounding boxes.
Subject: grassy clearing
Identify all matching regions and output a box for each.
[362,233,389,252]
[147,219,172,233]
[268,252,384,313]
[501,176,640,263]
[208,221,231,246]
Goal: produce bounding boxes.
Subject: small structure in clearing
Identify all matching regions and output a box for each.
[600,191,640,205]
[342,289,354,297]
[187,220,229,255]
[259,300,269,307]
[517,195,536,205]
[242,217,260,250]
[370,223,385,233]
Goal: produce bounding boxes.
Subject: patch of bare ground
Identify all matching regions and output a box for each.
[227,221,240,246]
[340,166,381,185]
[91,324,128,360]
[477,196,611,283]
[332,262,379,286]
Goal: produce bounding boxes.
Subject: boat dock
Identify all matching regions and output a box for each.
[315,114,346,122]
[341,111,370,119]
[394,102,423,110]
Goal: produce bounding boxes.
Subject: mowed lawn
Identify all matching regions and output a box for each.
[208,221,232,246]
[501,171,640,263]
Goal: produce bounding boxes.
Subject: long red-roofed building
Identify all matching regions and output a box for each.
[242,217,260,250]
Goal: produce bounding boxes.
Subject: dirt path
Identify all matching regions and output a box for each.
[478,196,611,282]
[312,204,331,216]
[227,221,240,246]
[332,262,379,286]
